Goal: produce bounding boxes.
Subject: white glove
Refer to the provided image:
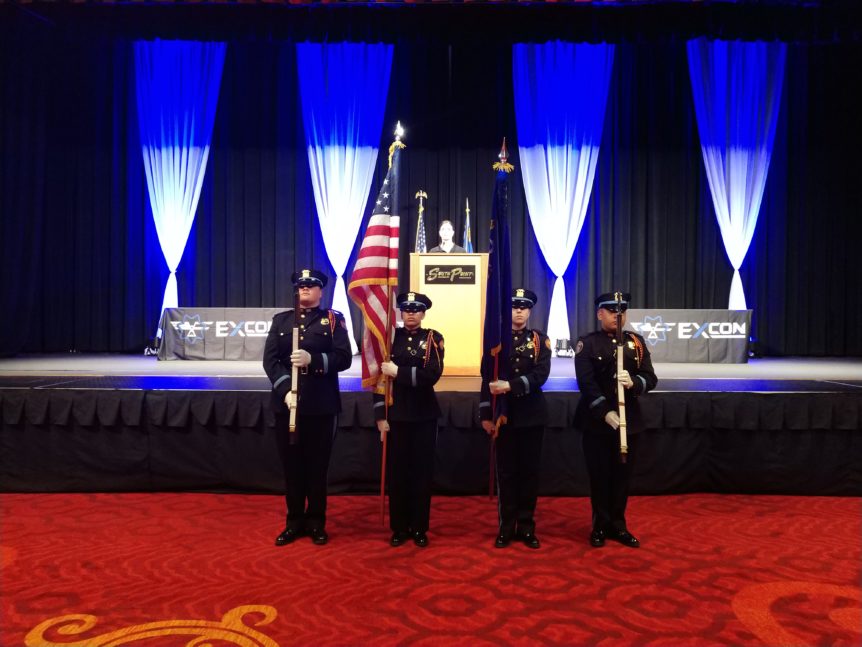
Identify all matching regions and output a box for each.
[381,361,398,378]
[604,411,621,430]
[290,349,311,368]
[489,380,511,395]
[284,392,297,410]
[376,419,390,442]
[618,370,634,389]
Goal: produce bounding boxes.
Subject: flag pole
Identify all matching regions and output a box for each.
[486,137,515,500]
[380,121,405,526]
[489,320,501,500]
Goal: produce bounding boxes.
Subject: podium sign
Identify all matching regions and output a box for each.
[410,253,488,376]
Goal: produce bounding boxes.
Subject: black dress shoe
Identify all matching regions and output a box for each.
[309,528,329,546]
[274,528,299,546]
[609,530,640,548]
[519,532,541,549]
[494,534,511,549]
[390,531,410,547]
[589,529,606,547]
[413,531,429,548]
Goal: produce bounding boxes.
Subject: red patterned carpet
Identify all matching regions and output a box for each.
[1,493,859,646]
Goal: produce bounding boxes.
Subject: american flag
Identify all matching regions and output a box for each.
[348,141,403,392]
[415,206,427,253]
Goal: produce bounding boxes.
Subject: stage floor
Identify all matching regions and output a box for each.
[0,354,861,393]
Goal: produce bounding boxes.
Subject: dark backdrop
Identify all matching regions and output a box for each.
[2,5,861,357]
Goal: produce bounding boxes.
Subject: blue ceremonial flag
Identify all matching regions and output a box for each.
[481,140,514,428]
[462,198,474,253]
[415,191,428,253]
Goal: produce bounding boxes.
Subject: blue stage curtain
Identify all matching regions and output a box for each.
[296,42,393,353]
[134,39,226,334]
[687,39,786,310]
[513,41,614,344]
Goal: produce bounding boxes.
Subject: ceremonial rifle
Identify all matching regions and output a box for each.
[615,291,628,462]
[288,286,300,445]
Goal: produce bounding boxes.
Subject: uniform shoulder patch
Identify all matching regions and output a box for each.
[575,340,584,354]
[432,331,444,350]
[544,337,552,350]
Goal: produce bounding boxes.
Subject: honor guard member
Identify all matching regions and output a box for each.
[375,292,444,548]
[574,292,657,548]
[263,269,352,547]
[480,288,552,549]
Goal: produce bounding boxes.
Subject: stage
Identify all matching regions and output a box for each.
[1,355,860,496]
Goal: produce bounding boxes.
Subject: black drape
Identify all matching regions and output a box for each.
[2,9,860,357]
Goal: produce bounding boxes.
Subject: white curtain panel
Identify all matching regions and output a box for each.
[135,39,226,334]
[688,38,787,309]
[513,41,615,342]
[297,42,394,354]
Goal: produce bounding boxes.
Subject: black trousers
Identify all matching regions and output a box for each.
[274,413,336,532]
[387,419,437,534]
[582,429,638,533]
[495,424,544,537]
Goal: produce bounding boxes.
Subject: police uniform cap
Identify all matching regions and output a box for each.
[396,292,432,312]
[595,291,631,312]
[512,288,538,309]
[291,269,327,288]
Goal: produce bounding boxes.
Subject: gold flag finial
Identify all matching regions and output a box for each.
[493,137,514,173]
[388,121,406,167]
[415,190,428,214]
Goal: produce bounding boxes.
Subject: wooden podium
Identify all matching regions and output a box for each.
[410,253,488,376]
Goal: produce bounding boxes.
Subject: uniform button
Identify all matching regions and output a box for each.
[300,336,304,340]
[300,325,304,329]
[408,337,413,342]
[300,314,305,319]
[407,347,412,351]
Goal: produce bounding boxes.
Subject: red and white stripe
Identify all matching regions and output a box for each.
[348,213,400,391]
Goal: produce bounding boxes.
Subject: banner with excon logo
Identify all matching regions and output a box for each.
[625,309,752,363]
[158,308,284,360]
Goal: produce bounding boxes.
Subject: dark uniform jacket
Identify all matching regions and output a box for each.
[574,330,658,435]
[373,326,444,423]
[480,328,552,428]
[263,307,353,416]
